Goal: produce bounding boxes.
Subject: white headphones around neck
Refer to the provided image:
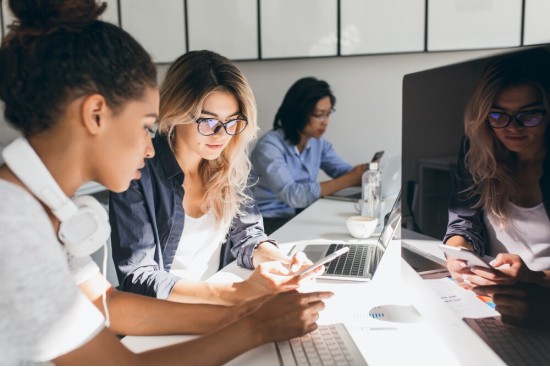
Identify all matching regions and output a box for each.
[2,137,110,257]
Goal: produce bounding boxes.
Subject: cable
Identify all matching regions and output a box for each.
[102,241,110,328]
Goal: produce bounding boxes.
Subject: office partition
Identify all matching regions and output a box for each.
[120,0,187,64]
[427,0,522,51]
[187,0,258,60]
[340,0,425,55]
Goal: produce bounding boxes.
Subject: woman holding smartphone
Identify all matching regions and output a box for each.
[443,49,550,299]
[109,51,319,305]
[0,1,330,364]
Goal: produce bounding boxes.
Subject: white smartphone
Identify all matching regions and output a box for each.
[439,244,493,269]
[293,247,350,279]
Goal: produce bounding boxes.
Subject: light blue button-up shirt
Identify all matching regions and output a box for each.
[250,129,353,218]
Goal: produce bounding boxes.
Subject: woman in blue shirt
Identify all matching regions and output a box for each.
[251,77,366,234]
[110,51,318,305]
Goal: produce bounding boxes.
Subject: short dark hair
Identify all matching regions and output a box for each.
[273,77,336,145]
[0,0,157,136]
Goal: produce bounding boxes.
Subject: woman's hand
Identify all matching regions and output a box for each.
[444,236,476,288]
[469,253,537,286]
[239,252,324,301]
[446,257,476,289]
[245,290,334,344]
[474,283,550,329]
[287,251,325,278]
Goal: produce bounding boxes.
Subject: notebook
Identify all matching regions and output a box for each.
[291,191,401,281]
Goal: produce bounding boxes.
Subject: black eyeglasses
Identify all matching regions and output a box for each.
[310,108,335,122]
[487,110,546,128]
[193,115,248,136]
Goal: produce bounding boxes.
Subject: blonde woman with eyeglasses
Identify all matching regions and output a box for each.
[443,49,550,327]
[109,51,323,307]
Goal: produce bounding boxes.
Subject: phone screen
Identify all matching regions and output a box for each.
[371,151,384,163]
[439,244,493,268]
[293,247,349,278]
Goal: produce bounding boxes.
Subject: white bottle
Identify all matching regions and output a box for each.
[361,162,381,223]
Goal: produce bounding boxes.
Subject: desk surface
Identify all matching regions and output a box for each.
[122,198,504,365]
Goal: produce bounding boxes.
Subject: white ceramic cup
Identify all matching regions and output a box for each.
[346,215,378,239]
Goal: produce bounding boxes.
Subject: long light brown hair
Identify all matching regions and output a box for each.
[463,49,550,225]
[158,50,257,230]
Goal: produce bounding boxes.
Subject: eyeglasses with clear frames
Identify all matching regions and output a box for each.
[310,108,335,122]
[193,115,248,136]
[487,110,546,128]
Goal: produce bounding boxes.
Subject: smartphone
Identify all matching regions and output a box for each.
[371,150,384,163]
[439,244,493,269]
[293,247,350,279]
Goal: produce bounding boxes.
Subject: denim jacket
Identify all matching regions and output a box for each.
[444,136,550,255]
[109,134,273,299]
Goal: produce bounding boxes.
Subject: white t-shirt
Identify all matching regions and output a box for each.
[484,202,550,271]
[170,213,224,281]
[0,180,104,365]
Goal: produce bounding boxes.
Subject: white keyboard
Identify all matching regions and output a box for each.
[276,323,367,366]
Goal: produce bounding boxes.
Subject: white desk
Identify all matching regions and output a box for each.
[122,198,504,365]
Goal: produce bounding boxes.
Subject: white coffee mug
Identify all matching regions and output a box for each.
[346,215,378,239]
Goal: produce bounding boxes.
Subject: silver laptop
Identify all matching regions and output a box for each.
[323,186,362,202]
[292,191,402,281]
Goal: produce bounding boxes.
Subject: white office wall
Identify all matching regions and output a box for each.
[1,1,14,36]
[340,0,425,55]
[524,0,550,46]
[187,0,258,60]
[428,0,522,51]
[100,0,119,26]
[120,0,186,63]
[260,0,338,58]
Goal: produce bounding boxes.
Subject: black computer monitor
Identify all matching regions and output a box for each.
[401,44,550,240]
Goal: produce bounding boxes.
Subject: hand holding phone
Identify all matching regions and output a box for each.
[293,247,350,279]
[439,244,494,269]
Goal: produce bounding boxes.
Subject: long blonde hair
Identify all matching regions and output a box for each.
[463,49,550,225]
[158,50,258,229]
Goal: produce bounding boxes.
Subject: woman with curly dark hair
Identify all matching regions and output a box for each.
[0,1,330,364]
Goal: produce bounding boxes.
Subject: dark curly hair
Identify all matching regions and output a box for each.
[0,0,157,136]
[273,77,336,145]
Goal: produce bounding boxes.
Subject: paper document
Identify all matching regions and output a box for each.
[425,277,499,319]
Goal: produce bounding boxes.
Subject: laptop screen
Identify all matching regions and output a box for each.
[377,191,402,250]
[368,191,402,277]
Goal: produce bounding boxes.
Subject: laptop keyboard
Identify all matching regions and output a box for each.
[466,317,550,366]
[325,244,372,277]
[276,323,367,366]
